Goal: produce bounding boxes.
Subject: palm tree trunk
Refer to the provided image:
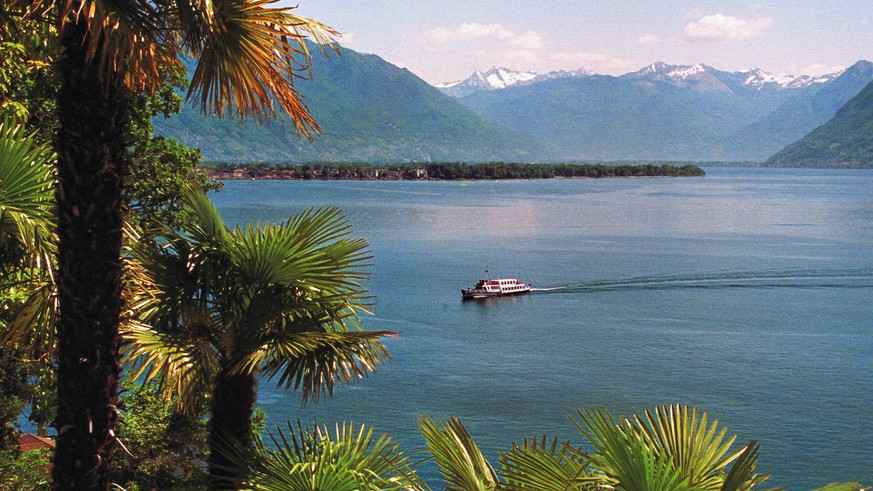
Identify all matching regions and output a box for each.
[51,14,130,491]
[207,369,259,488]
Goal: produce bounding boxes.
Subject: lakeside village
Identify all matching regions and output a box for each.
[201,162,707,181]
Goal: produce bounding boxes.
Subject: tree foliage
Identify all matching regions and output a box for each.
[123,184,395,483]
[422,162,705,180]
[0,1,338,486]
[219,405,845,491]
[766,81,873,168]
[125,66,221,232]
[0,13,56,135]
[212,421,424,491]
[110,379,209,491]
[0,116,57,437]
[202,161,706,180]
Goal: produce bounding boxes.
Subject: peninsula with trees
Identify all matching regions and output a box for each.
[202,162,706,181]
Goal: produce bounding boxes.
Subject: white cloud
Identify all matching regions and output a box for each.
[418,22,546,69]
[421,23,532,45]
[684,13,773,42]
[510,30,545,50]
[456,23,515,41]
[634,33,662,45]
[417,22,638,78]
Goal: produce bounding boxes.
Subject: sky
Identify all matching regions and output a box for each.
[288,0,873,84]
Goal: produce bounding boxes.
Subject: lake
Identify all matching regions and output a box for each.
[211,167,873,489]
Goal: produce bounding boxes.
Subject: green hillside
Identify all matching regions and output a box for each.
[153,45,542,162]
[765,81,873,168]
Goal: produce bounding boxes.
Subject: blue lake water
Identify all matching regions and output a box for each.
[211,168,873,489]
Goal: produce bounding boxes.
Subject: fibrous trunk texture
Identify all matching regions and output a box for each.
[208,369,259,488]
[51,13,130,491]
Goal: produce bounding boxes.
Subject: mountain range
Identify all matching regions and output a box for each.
[766,80,873,167]
[451,61,873,161]
[152,43,873,165]
[435,63,839,97]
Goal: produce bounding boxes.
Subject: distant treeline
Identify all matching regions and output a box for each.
[202,161,706,180]
[419,162,705,179]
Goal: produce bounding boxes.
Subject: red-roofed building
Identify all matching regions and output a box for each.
[17,433,55,452]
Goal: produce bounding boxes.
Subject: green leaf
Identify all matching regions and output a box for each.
[211,420,425,491]
[498,435,597,491]
[418,415,499,491]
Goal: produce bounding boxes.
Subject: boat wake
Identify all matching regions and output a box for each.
[532,267,873,294]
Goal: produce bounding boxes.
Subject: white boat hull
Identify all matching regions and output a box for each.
[461,277,531,299]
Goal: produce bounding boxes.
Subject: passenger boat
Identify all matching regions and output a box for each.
[462,275,532,299]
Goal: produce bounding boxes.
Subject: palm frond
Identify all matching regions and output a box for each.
[188,0,336,130]
[630,404,741,489]
[285,207,354,249]
[182,182,233,247]
[174,0,214,51]
[125,224,223,342]
[243,281,353,328]
[121,321,221,413]
[573,406,772,491]
[228,207,371,292]
[233,329,394,403]
[57,0,180,90]
[571,407,697,491]
[418,415,499,491]
[0,115,55,273]
[123,183,390,434]
[498,435,597,491]
[0,280,56,360]
[211,420,425,491]
[719,441,781,491]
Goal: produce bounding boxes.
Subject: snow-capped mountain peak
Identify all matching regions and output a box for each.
[435,67,592,97]
[640,62,671,74]
[436,62,849,97]
[434,67,536,92]
[477,67,538,89]
[624,62,847,92]
[668,63,708,79]
[738,66,842,89]
[630,62,713,80]
[740,66,802,88]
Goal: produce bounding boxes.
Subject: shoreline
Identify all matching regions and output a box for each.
[202,162,706,181]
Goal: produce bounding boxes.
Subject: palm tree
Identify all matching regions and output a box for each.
[2,1,335,487]
[417,405,777,491]
[212,420,425,490]
[123,184,395,485]
[0,116,58,436]
[572,404,778,491]
[214,406,867,491]
[418,415,597,491]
